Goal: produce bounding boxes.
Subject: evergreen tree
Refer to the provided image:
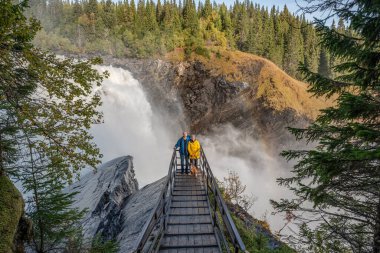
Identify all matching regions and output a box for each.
[182,0,198,35]
[283,18,303,77]
[21,147,85,252]
[317,48,330,77]
[337,17,345,33]
[27,0,326,78]
[272,0,380,251]
[156,0,162,23]
[129,0,136,22]
[262,7,275,59]
[135,0,146,35]
[232,2,249,51]
[201,0,212,18]
[102,0,117,30]
[302,22,319,72]
[85,0,98,15]
[1,0,107,251]
[145,0,158,31]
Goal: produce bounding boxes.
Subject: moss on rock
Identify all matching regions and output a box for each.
[0,174,24,253]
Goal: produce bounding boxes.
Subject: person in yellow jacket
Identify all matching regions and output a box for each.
[187,134,201,168]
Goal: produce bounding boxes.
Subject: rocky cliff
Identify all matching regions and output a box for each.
[89,49,332,154]
[66,155,294,252]
[65,156,166,253]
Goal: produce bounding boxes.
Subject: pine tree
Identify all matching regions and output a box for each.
[156,0,162,23]
[21,145,85,252]
[263,7,275,59]
[145,0,158,31]
[129,0,136,22]
[201,0,212,18]
[102,0,117,30]
[302,21,319,72]
[135,0,146,35]
[272,0,380,251]
[182,0,198,35]
[317,48,330,77]
[283,18,303,77]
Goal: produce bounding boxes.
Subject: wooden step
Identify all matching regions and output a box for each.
[172,190,206,196]
[168,215,212,225]
[171,201,208,208]
[159,247,220,253]
[173,188,205,192]
[172,195,207,202]
[161,247,220,253]
[160,234,218,248]
[166,224,214,235]
[170,207,210,215]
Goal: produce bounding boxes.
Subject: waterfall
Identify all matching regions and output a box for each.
[91,65,293,233]
[91,65,177,186]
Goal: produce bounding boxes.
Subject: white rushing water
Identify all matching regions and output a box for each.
[91,65,293,233]
[90,65,178,186]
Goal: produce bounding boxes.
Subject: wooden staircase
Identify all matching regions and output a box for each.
[134,148,246,253]
[159,169,220,253]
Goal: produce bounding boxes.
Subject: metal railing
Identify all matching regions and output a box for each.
[199,147,247,253]
[134,147,247,253]
[134,149,177,253]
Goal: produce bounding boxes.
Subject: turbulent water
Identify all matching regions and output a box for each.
[91,65,293,233]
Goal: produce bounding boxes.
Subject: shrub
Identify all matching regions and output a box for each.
[194,46,210,59]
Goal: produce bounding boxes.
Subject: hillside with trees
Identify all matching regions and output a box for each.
[28,0,347,79]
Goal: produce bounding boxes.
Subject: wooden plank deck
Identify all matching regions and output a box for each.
[159,168,221,253]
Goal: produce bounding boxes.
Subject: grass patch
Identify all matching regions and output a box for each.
[231,213,296,253]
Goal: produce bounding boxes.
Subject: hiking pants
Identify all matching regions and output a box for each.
[180,154,189,174]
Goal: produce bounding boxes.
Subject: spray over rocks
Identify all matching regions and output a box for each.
[85,65,298,234]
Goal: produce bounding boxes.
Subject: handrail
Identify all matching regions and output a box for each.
[199,147,247,253]
[133,149,177,253]
[134,146,247,253]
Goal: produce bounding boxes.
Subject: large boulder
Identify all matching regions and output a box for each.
[65,156,166,253]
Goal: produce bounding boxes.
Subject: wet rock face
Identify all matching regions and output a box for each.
[65,156,166,253]
[176,63,250,130]
[96,56,310,152]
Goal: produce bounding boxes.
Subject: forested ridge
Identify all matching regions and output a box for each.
[28,0,347,79]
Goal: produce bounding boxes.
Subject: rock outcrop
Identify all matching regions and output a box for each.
[86,51,332,154]
[0,173,30,253]
[65,156,166,253]
[66,50,333,154]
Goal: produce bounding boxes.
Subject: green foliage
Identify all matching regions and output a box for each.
[89,235,119,253]
[1,0,107,252]
[194,46,210,59]
[272,0,380,252]
[317,48,330,77]
[26,0,332,78]
[21,147,86,252]
[232,214,295,253]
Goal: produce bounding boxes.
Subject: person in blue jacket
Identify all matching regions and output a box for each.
[175,131,191,174]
